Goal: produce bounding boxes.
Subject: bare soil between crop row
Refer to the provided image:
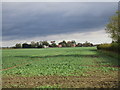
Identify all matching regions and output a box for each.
[2,71,119,88]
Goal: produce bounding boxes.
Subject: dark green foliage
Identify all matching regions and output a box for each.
[58,40,67,47]
[31,41,37,48]
[58,40,77,47]
[13,40,94,48]
[42,41,49,46]
[98,11,120,53]
[15,43,22,48]
[22,43,31,48]
[82,41,93,47]
[76,43,82,47]
[97,43,119,53]
[105,11,120,42]
[49,41,57,47]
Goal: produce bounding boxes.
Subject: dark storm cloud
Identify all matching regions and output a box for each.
[2,2,117,41]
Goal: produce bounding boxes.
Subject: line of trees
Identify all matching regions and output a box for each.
[14,40,94,48]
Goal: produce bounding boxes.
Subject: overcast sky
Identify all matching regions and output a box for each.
[2,2,118,47]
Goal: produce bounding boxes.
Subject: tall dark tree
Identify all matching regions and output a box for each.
[66,40,76,47]
[105,11,120,43]
[42,41,49,46]
[77,43,82,47]
[71,40,76,45]
[66,41,72,47]
[31,41,37,48]
[22,43,31,48]
[15,43,22,48]
[59,40,67,47]
[50,41,57,47]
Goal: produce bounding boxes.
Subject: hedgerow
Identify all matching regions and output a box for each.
[97,43,119,53]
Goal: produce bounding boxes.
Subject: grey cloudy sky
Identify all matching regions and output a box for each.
[2,2,118,46]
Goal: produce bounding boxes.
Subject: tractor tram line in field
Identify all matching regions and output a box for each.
[1,58,31,70]
[1,62,32,71]
[1,53,62,71]
[2,58,30,68]
[1,57,41,71]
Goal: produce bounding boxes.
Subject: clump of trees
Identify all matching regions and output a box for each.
[13,40,94,48]
[97,11,120,53]
[14,41,50,48]
[49,41,57,47]
[58,40,76,47]
[82,41,93,47]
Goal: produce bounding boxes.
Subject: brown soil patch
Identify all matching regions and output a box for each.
[2,71,119,88]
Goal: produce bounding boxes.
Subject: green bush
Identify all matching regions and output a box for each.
[97,43,119,53]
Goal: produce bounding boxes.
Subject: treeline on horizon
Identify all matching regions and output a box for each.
[3,11,120,53]
[12,40,95,48]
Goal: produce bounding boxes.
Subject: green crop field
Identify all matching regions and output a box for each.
[2,47,119,88]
